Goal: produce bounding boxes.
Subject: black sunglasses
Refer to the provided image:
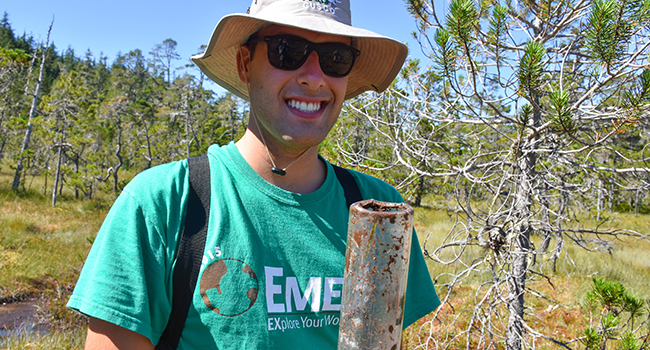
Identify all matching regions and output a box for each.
[246,35,360,77]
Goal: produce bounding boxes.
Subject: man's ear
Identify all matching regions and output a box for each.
[237,45,251,85]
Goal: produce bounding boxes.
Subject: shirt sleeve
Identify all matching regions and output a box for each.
[402,231,441,328]
[67,161,188,345]
[349,169,441,329]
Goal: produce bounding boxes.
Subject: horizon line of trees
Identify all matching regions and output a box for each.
[0,12,247,205]
[1,9,647,215]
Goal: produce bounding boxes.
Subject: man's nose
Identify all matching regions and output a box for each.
[298,51,326,90]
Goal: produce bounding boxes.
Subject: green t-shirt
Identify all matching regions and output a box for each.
[68,142,440,349]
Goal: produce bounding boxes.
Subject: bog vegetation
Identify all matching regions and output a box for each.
[1,0,650,348]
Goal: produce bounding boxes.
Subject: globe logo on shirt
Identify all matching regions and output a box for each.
[200,259,259,317]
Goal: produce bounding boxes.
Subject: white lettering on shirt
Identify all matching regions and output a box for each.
[322,277,343,311]
[265,266,286,313]
[264,266,341,313]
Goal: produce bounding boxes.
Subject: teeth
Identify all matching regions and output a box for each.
[289,99,321,113]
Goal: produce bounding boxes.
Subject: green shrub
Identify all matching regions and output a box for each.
[581,277,650,350]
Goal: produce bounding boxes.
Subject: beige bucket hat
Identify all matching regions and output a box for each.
[191,0,408,101]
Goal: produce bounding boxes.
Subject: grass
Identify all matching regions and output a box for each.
[1,166,649,349]
[0,183,109,303]
[1,327,87,349]
[0,166,115,349]
[406,200,650,349]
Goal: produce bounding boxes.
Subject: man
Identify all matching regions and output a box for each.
[68,0,440,348]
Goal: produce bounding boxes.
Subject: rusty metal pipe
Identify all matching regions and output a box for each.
[338,199,414,350]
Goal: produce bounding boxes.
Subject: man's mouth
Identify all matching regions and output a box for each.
[287,99,322,113]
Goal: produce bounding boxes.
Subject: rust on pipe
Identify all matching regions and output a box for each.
[338,199,414,350]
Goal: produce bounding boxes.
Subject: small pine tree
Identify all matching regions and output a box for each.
[582,277,650,350]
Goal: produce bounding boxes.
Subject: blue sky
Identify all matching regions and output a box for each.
[3,0,433,94]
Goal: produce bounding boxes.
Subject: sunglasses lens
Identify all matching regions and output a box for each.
[318,44,356,77]
[267,37,309,70]
[265,36,357,77]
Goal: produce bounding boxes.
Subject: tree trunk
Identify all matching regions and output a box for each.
[43,163,49,196]
[230,110,235,142]
[0,131,9,160]
[608,183,614,213]
[552,180,567,274]
[414,175,425,207]
[13,20,53,191]
[0,104,7,158]
[506,154,533,350]
[59,172,64,197]
[185,94,191,159]
[52,139,63,207]
[597,180,603,221]
[143,118,152,169]
[506,91,540,350]
[74,156,80,199]
[112,119,124,194]
[537,181,552,254]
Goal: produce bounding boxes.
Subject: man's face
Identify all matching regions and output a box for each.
[237,25,350,152]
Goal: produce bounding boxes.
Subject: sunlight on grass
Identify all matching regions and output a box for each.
[0,326,86,349]
[0,168,109,302]
[404,202,650,350]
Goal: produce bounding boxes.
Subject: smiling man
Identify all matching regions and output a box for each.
[234,25,351,194]
[67,0,440,349]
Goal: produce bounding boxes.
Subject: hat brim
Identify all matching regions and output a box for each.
[191,13,408,101]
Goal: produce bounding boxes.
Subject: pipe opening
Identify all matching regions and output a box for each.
[355,199,412,215]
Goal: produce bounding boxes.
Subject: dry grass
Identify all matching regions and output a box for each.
[0,326,86,349]
[0,166,112,348]
[0,181,109,303]
[403,204,650,349]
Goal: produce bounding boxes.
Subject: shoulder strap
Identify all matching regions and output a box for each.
[156,156,211,350]
[332,164,363,208]
[157,161,357,349]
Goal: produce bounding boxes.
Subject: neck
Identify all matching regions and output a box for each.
[235,129,326,194]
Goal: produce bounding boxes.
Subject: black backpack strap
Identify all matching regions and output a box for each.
[156,161,355,349]
[156,156,211,350]
[332,164,363,208]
